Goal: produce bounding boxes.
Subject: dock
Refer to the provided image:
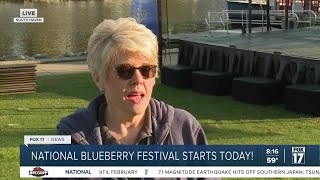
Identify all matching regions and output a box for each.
[161,26,320,115]
[178,26,320,60]
[166,26,320,86]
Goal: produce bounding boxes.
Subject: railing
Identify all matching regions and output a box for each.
[205,9,317,34]
[291,10,317,27]
[205,12,229,34]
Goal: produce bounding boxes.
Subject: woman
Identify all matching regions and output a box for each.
[58,18,207,146]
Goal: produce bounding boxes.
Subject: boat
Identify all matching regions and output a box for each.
[226,0,266,11]
[226,0,267,23]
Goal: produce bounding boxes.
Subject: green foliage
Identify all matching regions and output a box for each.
[0,73,319,179]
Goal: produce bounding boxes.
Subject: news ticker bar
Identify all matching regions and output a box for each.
[20,144,320,166]
[20,166,320,178]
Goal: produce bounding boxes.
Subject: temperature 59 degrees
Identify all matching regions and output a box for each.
[267,157,279,164]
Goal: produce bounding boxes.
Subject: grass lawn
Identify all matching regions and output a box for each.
[0,73,319,179]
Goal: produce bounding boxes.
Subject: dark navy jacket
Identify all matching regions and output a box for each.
[45,94,220,180]
[57,94,207,146]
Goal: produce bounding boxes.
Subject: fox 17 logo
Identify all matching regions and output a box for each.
[292,147,305,164]
[14,9,44,23]
[29,167,48,177]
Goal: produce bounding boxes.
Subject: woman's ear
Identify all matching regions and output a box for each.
[93,73,104,91]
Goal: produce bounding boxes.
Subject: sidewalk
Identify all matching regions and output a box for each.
[37,61,89,76]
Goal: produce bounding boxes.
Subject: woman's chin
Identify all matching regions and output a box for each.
[124,99,149,115]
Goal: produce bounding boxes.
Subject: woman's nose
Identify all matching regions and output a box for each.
[130,69,144,84]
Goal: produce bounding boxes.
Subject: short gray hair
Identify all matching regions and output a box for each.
[87,18,158,80]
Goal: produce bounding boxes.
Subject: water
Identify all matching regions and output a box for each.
[0,0,225,57]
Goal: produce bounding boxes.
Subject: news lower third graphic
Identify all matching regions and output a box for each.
[20,135,320,178]
[24,135,71,146]
[13,9,44,23]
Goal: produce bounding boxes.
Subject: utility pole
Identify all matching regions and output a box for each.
[285,0,289,29]
[248,0,252,33]
[266,0,270,31]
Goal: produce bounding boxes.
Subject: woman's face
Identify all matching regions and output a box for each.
[103,51,156,116]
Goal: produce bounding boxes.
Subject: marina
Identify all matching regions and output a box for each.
[165,0,320,82]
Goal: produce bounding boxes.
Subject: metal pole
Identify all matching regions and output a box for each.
[285,0,289,29]
[248,0,252,33]
[157,0,163,67]
[262,9,264,32]
[266,0,271,31]
[308,0,312,11]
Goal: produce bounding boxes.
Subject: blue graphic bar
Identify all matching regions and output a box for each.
[20,145,319,166]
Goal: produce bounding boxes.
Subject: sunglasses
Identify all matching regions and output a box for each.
[114,64,157,80]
